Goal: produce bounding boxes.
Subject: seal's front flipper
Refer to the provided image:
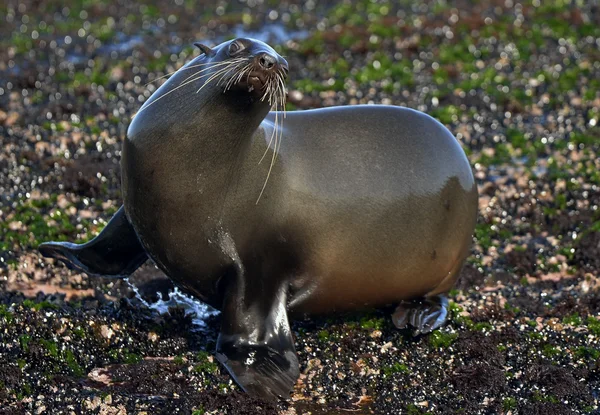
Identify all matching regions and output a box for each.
[217,341,299,400]
[392,295,449,335]
[216,279,299,401]
[39,206,147,278]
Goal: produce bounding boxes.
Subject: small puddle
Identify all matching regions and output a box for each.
[124,278,219,331]
[97,33,145,55]
[232,23,310,44]
[62,21,308,65]
[87,22,308,60]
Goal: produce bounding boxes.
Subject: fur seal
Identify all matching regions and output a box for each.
[39,37,478,400]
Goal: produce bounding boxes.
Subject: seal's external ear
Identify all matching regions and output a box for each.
[194,42,215,57]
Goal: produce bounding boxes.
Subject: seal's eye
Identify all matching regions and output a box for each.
[228,41,244,56]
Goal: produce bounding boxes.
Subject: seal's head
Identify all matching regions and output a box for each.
[193,38,288,106]
[130,38,288,140]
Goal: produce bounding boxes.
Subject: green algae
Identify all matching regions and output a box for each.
[39,339,59,358]
[22,299,59,311]
[64,349,85,377]
[382,362,409,377]
[542,343,560,358]
[108,348,142,364]
[586,316,600,336]
[562,313,582,326]
[429,330,458,348]
[193,351,218,374]
[502,397,517,411]
[19,335,32,352]
[574,347,600,361]
[0,305,14,323]
[318,329,331,341]
[359,315,385,330]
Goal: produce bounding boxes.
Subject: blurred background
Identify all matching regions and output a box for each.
[1,1,599,414]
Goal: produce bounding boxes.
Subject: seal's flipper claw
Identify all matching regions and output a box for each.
[392,295,450,335]
[420,306,448,334]
[39,206,147,278]
[216,343,299,401]
[217,277,299,401]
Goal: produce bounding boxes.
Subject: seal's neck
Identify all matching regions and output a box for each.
[186,91,271,159]
[128,70,271,161]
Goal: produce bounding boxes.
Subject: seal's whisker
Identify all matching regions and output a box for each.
[278,77,285,114]
[196,63,243,94]
[258,94,278,165]
[224,64,243,90]
[260,84,270,102]
[214,62,245,87]
[217,59,246,84]
[272,76,280,106]
[258,74,281,164]
[145,60,242,86]
[277,72,286,96]
[223,60,252,85]
[260,75,275,103]
[216,61,246,87]
[135,72,212,116]
[268,75,285,173]
[271,88,283,191]
[259,81,268,101]
[277,72,287,119]
[274,81,284,163]
[256,92,279,204]
[195,60,244,88]
[237,66,252,87]
[231,65,252,90]
[224,62,252,91]
[145,63,209,86]
[275,79,281,107]
[135,60,246,117]
[266,78,273,105]
[272,73,281,108]
[235,66,251,86]
[259,75,286,201]
[245,70,253,89]
[181,58,246,85]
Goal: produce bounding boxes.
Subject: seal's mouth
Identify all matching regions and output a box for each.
[247,71,267,91]
[232,65,287,103]
[225,52,288,103]
[248,71,286,90]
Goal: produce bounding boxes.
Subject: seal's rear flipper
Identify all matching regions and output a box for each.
[216,280,299,401]
[39,206,147,278]
[392,295,449,335]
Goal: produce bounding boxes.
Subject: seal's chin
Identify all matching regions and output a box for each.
[229,71,269,95]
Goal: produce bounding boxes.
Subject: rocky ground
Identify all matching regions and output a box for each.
[1,0,600,414]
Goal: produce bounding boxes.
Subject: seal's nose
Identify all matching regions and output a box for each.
[258,53,276,69]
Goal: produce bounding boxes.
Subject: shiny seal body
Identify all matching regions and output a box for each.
[124,104,477,314]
